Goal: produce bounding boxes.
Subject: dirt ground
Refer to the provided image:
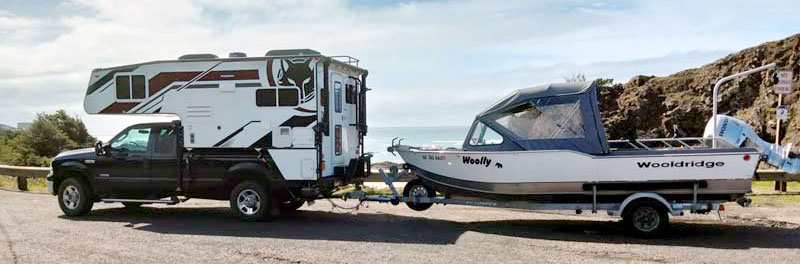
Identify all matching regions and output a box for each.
[1,189,799,264]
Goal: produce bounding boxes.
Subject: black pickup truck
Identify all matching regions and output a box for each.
[46,121,367,221]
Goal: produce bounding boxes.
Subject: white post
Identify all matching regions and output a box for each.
[712,62,776,148]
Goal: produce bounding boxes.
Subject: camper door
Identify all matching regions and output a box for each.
[330,73,347,167]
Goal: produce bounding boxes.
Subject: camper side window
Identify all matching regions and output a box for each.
[115,75,146,100]
[256,88,299,107]
[468,122,504,146]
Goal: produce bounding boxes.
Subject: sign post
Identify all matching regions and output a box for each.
[774,70,793,192]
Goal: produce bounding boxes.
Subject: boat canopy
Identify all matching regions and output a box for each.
[463,81,609,154]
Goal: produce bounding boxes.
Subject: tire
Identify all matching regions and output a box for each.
[57,177,93,217]
[403,179,434,211]
[229,180,271,221]
[122,202,143,210]
[622,199,669,238]
[280,198,305,213]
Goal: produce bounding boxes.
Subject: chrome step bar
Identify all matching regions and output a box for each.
[101,197,181,205]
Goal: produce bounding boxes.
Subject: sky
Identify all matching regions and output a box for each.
[1,0,799,139]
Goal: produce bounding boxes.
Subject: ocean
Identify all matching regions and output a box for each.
[365,126,470,163]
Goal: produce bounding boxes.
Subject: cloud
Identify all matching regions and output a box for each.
[0,0,798,136]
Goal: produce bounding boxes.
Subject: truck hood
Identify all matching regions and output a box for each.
[53,148,95,161]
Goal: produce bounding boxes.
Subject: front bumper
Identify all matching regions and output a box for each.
[46,171,55,195]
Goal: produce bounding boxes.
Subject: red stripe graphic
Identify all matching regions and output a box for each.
[266,59,277,86]
[99,102,139,114]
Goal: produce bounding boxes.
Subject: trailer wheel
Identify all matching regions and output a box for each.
[57,177,93,217]
[622,199,669,237]
[229,180,271,221]
[403,179,434,211]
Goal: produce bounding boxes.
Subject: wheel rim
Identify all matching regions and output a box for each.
[236,189,261,216]
[632,206,660,232]
[62,185,80,210]
[409,184,428,198]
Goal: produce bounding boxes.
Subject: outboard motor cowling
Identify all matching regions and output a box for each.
[704,115,800,174]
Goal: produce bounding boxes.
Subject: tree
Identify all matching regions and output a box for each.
[3,110,96,166]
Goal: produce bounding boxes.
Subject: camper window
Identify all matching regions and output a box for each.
[278,88,299,106]
[345,84,356,104]
[495,98,585,140]
[131,75,146,99]
[468,122,504,146]
[256,89,277,106]
[115,76,130,99]
[115,75,147,100]
[334,81,342,113]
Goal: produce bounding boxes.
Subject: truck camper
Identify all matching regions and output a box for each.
[48,49,370,221]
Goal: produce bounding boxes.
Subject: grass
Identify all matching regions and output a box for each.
[0,175,48,193]
[332,185,397,197]
[751,181,800,193]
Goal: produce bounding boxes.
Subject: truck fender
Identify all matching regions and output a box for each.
[52,161,89,181]
[225,162,282,182]
[613,192,675,216]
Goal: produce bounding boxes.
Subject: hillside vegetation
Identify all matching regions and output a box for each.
[598,34,800,144]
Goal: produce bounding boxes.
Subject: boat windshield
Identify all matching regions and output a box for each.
[494,97,585,140]
[468,122,504,146]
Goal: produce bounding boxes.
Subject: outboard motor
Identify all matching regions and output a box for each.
[704,115,800,173]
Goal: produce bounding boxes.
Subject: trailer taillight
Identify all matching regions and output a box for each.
[743,154,751,161]
[719,204,725,211]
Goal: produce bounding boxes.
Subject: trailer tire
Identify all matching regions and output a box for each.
[57,177,93,217]
[622,199,669,237]
[403,179,434,211]
[230,180,271,221]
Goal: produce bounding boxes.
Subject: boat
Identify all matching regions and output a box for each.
[391,81,763,203]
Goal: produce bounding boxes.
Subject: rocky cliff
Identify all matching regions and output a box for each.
[600,33,800,146]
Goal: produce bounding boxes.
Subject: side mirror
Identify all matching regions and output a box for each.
[94,141,106,156]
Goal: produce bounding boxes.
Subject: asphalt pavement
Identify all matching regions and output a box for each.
[1,189,799,264]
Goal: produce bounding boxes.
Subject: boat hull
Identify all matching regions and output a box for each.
[396,145,759,202]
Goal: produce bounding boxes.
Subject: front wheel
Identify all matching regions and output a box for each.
[403,179,434,211]
[229,180,271,221]
[622,199,669,237]
[57,177,93,217]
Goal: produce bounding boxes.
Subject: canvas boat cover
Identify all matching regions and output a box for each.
[464,81,609,154]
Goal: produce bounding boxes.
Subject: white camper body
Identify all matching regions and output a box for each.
[83,50,368,181]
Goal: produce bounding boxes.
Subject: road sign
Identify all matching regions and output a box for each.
[777,105,789,121]
[774,70,793,94]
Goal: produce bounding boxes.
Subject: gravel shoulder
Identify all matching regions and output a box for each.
[1,189,799,264]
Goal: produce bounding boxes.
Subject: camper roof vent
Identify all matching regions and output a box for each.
[265,49,321,56]
[178,53,219,60]
[229,52,247,58]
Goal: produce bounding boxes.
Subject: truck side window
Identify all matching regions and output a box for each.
[153,127,176,155]
[256,89,277,106]
[109,127,151,153]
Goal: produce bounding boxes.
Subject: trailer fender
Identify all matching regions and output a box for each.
[614,192,676,216]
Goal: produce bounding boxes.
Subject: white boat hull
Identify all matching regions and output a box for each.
[396,145,758,200]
